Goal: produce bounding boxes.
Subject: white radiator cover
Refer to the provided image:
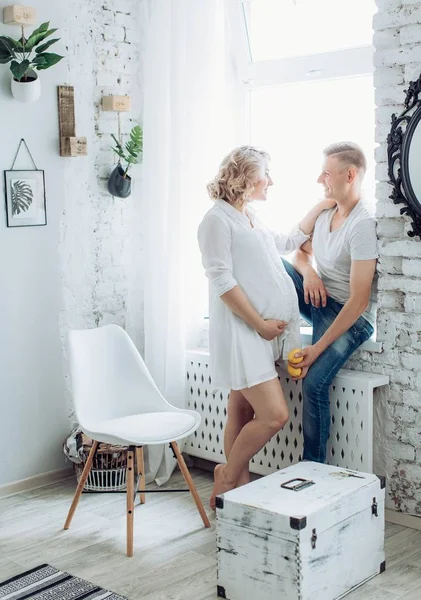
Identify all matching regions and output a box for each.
[216,462,385,600]
[186,351,389,473]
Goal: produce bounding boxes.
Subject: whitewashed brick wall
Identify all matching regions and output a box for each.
[347,0,421,515]
[59,0,144,421]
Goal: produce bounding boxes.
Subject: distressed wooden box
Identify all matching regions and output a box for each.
[216,462,385,600]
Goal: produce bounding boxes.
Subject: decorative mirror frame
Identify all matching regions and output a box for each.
[387,73,421,238]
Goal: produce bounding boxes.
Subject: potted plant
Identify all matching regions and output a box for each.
[0,22,64,103]
[108,124,143,198]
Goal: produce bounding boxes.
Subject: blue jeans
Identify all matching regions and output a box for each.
[282,259,374,463]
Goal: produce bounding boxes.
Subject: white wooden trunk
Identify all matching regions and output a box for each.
[216,462,385,600]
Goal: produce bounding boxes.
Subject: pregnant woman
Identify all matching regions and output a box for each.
[198,146,334,508]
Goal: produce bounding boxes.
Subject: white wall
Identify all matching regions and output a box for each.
[0,0,68,486]
[0,0,143,486]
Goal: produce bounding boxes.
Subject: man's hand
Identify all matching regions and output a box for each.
[258,319,288,341]
[288,345,322,380]
[303,270,329,308]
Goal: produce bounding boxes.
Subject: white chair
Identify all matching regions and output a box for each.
[63,324,210,556]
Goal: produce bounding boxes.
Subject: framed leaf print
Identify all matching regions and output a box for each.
[4,169,46,227]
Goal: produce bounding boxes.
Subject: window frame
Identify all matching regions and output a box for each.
[226,0,374,89]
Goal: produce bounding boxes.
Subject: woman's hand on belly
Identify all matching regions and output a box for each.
[257,319,288,341]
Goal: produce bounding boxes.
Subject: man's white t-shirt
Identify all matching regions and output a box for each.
[311,201,378,326]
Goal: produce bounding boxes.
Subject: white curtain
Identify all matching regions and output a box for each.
[127,0,242,484]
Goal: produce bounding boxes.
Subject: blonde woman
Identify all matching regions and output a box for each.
[198,146,335,508]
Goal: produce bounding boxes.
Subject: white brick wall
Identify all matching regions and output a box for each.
[59,0,144,423]
[347,0,421,515]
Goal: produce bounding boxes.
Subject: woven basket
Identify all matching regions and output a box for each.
[75,437,128,492]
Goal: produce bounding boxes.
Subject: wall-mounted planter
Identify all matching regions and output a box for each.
[1,21,64,104]
[108,164,132,198]
[11,69,40,103]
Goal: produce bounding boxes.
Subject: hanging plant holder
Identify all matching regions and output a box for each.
[101,96,142,198]
[108,163,132,198]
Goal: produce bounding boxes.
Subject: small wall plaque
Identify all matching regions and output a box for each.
[3,5,37,25]
[57,86,87,157]
[63,137,88,157]
[102,95,131,112]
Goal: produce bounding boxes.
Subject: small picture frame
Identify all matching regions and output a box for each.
[4,169,46,227]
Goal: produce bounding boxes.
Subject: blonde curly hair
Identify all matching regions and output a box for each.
[207,146,270,205]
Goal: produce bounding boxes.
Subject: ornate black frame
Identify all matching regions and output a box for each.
[387,74,421,238]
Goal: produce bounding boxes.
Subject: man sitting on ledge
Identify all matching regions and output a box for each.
[284,141,378,464]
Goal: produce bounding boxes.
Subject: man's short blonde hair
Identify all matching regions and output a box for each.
[207,145,270,205]
[323,141,367,173]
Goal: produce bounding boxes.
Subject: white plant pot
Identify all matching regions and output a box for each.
[11,70,41,103]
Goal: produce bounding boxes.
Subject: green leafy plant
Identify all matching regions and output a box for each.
[111,125,143,178]
[11,180,33,215]
[0,21,64,82]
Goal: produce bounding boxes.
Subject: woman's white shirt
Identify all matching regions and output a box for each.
[198,199,309,390]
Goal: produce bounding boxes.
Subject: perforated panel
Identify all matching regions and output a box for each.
[186,351,388,474]
[328,372,378,472]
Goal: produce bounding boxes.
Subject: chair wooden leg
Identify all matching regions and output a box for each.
[64,440,98,530]
[126,448,135,557]
[136,447,146,504]
[170,441,211,528]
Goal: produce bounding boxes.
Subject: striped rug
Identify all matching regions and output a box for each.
[0,564,128,600]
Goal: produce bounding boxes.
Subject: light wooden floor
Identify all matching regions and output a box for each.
[0,468,421,599]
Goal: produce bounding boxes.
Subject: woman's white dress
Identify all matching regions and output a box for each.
[197,199,309,391]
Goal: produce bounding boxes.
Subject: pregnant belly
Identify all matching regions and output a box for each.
[238,273,298,323]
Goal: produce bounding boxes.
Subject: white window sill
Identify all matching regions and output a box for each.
[194,321,382,354]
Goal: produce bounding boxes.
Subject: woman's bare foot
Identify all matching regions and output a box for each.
[235,473,250,488]
[210,464,237,510]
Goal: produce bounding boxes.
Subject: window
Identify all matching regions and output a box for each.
[193,1,377,346]
[227,0,376,231]
[243,0,375,62]
[250,75,375,232]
